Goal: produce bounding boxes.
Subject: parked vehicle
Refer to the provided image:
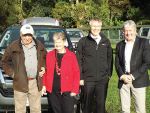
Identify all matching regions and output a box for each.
[0,17,73,112]
[138,27,150,39]
[66,29,85,48]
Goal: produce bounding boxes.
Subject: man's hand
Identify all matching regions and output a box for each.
[127,75,133,83]
[70,92,77,97]
[122,75,132,84]
[39,67,45,77]
[41,86,47,96]
[80,80,84,86]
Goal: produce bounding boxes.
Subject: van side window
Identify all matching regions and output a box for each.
[141,28,149,37]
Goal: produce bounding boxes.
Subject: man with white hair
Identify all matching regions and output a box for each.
[115,20,150,113]
[1,24,47,113]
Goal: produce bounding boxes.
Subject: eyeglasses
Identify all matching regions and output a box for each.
[90,25,101,28]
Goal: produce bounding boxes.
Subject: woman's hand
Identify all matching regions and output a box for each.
[80,80,84,86]
[70,92,77,97]
[41,86,47,96]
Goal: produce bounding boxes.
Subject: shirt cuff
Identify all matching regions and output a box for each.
[120,74,135,81]
[120,75,123,80]
[130,74,135,80]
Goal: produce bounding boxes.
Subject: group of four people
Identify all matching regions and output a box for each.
[1,17,150,113]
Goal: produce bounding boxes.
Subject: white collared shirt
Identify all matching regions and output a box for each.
[124,39,135,73]
[120,38,136,80]
[90,34,101,44]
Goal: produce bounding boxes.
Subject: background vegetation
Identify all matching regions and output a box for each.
[0,0,150,32]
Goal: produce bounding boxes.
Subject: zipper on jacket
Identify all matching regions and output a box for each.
[96,45,98,50]
[96,41,100,50]
[95,42,100,80]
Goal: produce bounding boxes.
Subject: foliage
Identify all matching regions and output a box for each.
[0,0,149,32]
[126,6,141,22]
[52,1,72,28]
[71,2,87,28]
[126,5,150,25]
[137,20,150,25]
[3,1,18,26]
[109,0,131,25]
[28,3,52,17]
[113,18,124,26]
[129,0,150,20]
[71,0,110,27]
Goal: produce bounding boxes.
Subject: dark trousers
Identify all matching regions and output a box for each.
[47,90,74,113]
[83,80,109,113]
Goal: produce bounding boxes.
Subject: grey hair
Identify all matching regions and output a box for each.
[53,32,66,41]
[123,20,136,31]
[89,17,102,26]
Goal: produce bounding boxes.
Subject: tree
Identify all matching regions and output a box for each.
[71,0,110,27]
[109,0,131,25]
[52,1,72,28]
[28,3,52,17]
[127,0,150,24]
[0,0,19,30]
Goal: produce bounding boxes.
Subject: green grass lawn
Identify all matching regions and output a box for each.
[104,50,150,113]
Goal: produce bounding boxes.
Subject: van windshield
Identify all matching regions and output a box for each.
[0,29,68,48]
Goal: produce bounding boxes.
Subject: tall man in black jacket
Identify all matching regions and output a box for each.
[76,17,113,113]
[115,20,150,113]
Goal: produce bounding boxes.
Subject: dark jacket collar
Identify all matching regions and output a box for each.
[87,32,108,43]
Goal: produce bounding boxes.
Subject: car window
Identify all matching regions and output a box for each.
[67,31,84,38]
[0,29,68,48]
[141,28,149,37]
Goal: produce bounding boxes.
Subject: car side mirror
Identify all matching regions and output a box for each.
[120,32,125,40]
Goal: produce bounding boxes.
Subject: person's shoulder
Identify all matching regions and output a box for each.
[66,48,76,57]
[100,33,110,41]
[8,40,19,48]
[4,40,20,53]
[36,39,43,46]
[36,39,46,49]
[100,33,107,37]
[48,49,55,55]
[137,36,148,42]
[66,48,73,54]
[116,40,125,47]
[79,36,88,42]
[100,33,109,39]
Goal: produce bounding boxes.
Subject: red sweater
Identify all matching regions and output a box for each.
[43,48,80,94]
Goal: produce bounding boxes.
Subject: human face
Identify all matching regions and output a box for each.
[90,20,101,37]
[21,34,33,46]
[124,26,136,43]
[54,39,65,53]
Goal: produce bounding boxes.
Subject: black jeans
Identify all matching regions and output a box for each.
[47,90,74,113]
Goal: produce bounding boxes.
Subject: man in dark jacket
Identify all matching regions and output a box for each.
[76,17,113,113]
[115,20,150,113]
[1,24,47,113]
